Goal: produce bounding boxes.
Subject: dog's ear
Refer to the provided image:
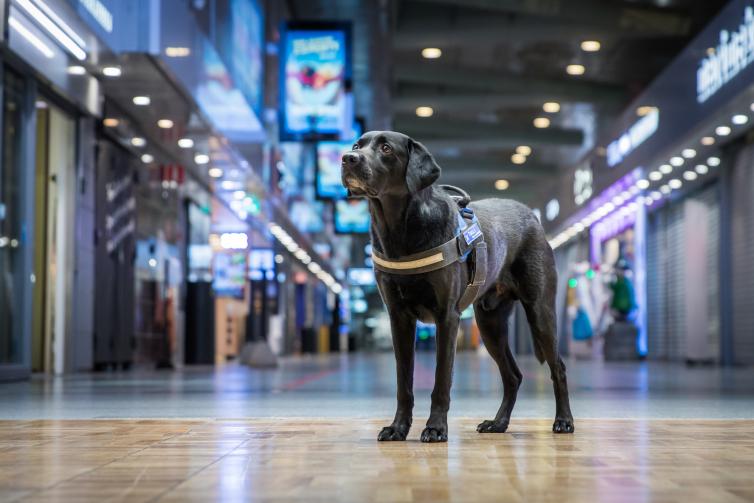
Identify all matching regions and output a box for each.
[406,138,441,194]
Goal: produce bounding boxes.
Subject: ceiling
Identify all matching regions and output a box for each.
[390,0,730,207]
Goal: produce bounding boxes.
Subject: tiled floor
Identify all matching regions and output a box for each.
[1,352,753,502]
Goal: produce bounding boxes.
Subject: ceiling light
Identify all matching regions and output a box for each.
[516,145,532,156]
[141,154,154,163]
[102,66,121,77]
[681,148,696,158]
[130,137,146,147]
[669,156,684,167]
[701,136,715,145]
[707,156,721,166]
[660,184,671,194]
[177,138,194,148]
[533,117,550,128]
[648,171,662,181]
[695,164,709,175]
[511,153,526,164]
[157,119,174,129]
[415,106,433,117]
[8,16,54,58]
[732,114,749,125]
[715,125,731,136]
[421,47,442,59]
[659,164,673,174]
[67,65,86,75]
[35,100,47,109]
[636,179,650,189]
[233,190,246,200]
[495,179,510,190]
[194,154,210,164]
[132,96,150,106]
[209,167,223,178]
[165,46,190,57]
[566,64,585,75]
[683,171,698,181]
[580,40,601,52]
[15,0,86,60]
[668,179,682,190]
[543,102,560,113]
[103,118,119,127]
[651,191,662,200]
[636,106,656,117]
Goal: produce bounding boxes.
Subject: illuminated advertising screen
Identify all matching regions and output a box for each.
[280,23,352,140]
[335,199,370,234]
[316,141,351,199]
[212,252,246,298]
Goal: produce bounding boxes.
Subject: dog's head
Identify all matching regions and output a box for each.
[341,131,441,198]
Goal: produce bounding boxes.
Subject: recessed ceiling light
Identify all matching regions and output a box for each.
[103,118,119,127]
[421,47,442,59]
[543,102,560,113]
[669,156,684,167]
[636,106,656,117]
[515,145,532,156]
[659,164,673,174]
[233,190,246,200]
[511,153,527,164]
[533,117,550,128]
[695,164,709,174]
[102,66,121,77]
[208,167,223,178]
[494,179,510,190]
[194,153,210,164]
[701,136,715,145]
[35,100,48,109]
[636,179,650,189]
[141,153,154,163]
[165,47,191,57]
[683,171,698,181]
[580,40,601,52]
[177,138,194,148]
[707,156,721,166]
[681,148,696,158]
[132,96,150,106]
[660,184,671,194]
[668,179,682,190]
[67,65,86,75]
[566,64,585,75]
[715,125,731,136]
[649,171,662,181]
[157,119,174,129]
[415,106,433,117]
[732,114,748,125]
[130,137,146,147]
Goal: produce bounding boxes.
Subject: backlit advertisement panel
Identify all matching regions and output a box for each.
[335,199,370,234]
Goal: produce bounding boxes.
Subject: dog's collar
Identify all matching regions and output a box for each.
[372,207,487,310]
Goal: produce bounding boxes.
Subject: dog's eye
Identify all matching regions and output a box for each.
[352,143,359,150]
[380,143,392,154]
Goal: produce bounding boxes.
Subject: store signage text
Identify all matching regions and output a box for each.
[697,6,754,103]
[606,108,659,167]
[573,165,593,206]
[79,0,113,33]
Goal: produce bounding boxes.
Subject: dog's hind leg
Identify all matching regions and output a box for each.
[475,300,521,433]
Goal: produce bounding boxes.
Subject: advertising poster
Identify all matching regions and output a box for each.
[212,252,247,298]
[335,199,370,234]
[316,141,351,199]
[280,23,352,140]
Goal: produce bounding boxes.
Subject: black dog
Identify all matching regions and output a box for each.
[342,131,574,443]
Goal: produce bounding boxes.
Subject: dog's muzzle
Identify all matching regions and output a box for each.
[341,151,371,194]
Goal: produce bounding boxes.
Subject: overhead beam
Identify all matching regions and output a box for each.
[393,64,625,105]
[395,116,584,147]
[436,157,555,179]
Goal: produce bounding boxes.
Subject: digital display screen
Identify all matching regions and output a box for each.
[212,252,246,298]
[335,199,370,234]
[249,249,275,272]
[347,268,375,286]
[316,141,351,199]
[280,24,352,140]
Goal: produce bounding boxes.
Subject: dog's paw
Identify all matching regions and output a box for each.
[377,425,409,441]
[552,418,575,434]
[420,426,447,443]
[476,419,509,433]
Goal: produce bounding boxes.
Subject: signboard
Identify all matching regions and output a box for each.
[212,252,246,298]
[316,141,351,199]
[606,108,659,167]
[280,23,352,140]
[335,199,370,234]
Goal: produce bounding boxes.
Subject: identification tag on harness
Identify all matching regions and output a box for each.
[462,222,482,245]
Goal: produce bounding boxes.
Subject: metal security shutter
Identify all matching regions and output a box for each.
[696,185,721,360]
[731,145,754,364]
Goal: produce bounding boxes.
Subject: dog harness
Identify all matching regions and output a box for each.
[371,186,487,311]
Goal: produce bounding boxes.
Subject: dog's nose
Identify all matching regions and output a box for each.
[342,152,361,167]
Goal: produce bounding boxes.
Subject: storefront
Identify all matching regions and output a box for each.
[547,0,754,365]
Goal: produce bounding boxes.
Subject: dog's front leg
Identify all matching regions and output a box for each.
[378,311,416,441]
[421,313,460,443]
